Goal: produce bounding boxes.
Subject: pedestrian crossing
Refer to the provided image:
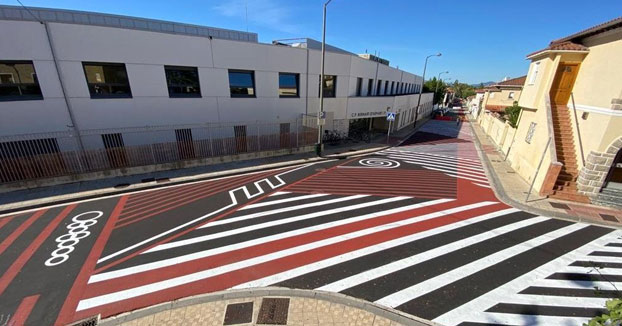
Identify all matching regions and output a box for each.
[72,190,619,326]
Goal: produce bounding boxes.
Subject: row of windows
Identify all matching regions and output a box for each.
[355,77,421,97]
[0,60,419,102]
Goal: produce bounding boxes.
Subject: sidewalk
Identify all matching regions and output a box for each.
[469,117,622,228]
[96,288,434,326]
[0,118,428,214]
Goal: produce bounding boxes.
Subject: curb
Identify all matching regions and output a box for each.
[97,287,439,326]
[0,146,384,215]
[468,120,621,230]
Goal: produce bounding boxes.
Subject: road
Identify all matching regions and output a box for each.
[0,119,618,326]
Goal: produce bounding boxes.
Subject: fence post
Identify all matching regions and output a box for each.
[256,123,261,152]
[296,118,300,148]
[207,124,214,157]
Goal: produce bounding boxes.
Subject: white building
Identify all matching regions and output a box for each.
[0,5,433,182]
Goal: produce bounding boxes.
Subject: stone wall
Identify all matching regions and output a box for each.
[577,137,622,197]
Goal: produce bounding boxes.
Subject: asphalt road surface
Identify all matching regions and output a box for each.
[0,119,618,326]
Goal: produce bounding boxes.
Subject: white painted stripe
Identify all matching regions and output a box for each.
[96,162,320,264]
[317,216,547,292]
[79,201,496,310]
[572,256,622,263]
[234,208,521,289]
[385,152,484,169]
[269,191,291,197]
[151,195,392,252]
[532,279,622,290]
[375,223,589,308]
[400,161,488,179]
[420,166,488,181]
[501,294,608,308]
[241,193,329,210]
[386,149,481,163]
[89,198,459,284]
[201,195,368,228]
[474,183,492,188]
[386,155,485,173]
[433,229,622,326]
[440,173,490,184]
[458,312,590,326]
[562,266,622,275]
[384,150,484,167]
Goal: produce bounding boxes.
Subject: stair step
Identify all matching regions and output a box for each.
[550,190,591,203]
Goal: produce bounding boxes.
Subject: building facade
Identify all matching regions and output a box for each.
[507,17,622,207]
[0,5,432,144]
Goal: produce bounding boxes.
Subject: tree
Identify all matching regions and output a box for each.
[451,80,476,99]
[423,77,446,105]
[504,101,522,128]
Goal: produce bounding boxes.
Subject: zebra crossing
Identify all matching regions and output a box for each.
[71,188,619,326]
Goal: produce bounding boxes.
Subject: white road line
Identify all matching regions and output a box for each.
[200,195,368,228]
[561,266,622,275]
[148,195,394,252]
[269,191,290,196]
[385,149,481,163]
[384,152,484,170]
[571,256,622,263]
[458,312,590,326]
[241,193,329,210]
[419,166,488,180]
[433,229,622,326]
[531,279,622,290]
[384,150,484,167]
[317,215,547,293]
[375,223,589,308]
[234,208,521,289]
[474,183,491,188]
[79,201,496,310]
[96,161,320,264]
[396,159,487,176]
[418,167,489,184]
[386,155,485,173]
[499,294,608,308]
[89,198,457,284]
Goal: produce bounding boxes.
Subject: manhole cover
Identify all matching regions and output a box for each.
[223,302,253,325]
[257,298,289,325]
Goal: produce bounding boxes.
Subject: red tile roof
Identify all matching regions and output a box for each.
[527,41,589,58]
[494,75,527,87]
[485,105,511,112]
[526,16,622,58]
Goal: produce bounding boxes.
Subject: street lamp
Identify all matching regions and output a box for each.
[317,0,333,156]
[413,53,441,128]
[435,71,449,107]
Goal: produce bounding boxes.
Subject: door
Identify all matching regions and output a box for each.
[604,149,622,190]
[550,63,580,106]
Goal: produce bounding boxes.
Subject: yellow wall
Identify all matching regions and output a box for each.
[486,88,521,108]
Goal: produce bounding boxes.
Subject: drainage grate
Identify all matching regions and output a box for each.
[66,315,99,326]
[257,298,290,325]
[600,214,619,222]
[223,302,253,325]
[549,202,570,210]
[156,177,170,183]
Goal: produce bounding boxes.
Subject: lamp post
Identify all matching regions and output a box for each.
[413,53,441,128]
[435,71,449,108]
[316,0,333,156]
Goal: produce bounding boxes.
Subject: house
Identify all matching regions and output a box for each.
[468,88,486,118]
[481,76,526,113]
[506,17,622,207]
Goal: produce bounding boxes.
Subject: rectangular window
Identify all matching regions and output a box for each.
[367,79,373,96]
[508,92,515,99]
[355,77,362,97]
[165,66,201,98]
[318,75,337,98]
[391,81,395,95]
[490,92,496,99]
[228,70,256,97]
[278,72,299,98]
[377,79,382,96]
[384,80,389,95]
[0,61,43,101]
[528,62,540,85]
[83,62,132,98]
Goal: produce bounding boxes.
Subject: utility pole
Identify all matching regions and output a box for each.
[316,0,333,156]
[413,53,441,128]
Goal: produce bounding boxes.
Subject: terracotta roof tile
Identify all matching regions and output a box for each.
[553,16,622,44]
[494,75,527,87]
[527,41,589,58]
[485,105,511,112]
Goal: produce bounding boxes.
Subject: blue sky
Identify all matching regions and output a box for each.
[3,0,621,84]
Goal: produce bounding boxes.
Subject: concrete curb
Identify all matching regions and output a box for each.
[0,146,385,215]
[468,120,621,230]
[97,287,439,326]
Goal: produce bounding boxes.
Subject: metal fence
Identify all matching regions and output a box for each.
[0,119,318,184]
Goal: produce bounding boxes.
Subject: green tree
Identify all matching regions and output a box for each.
[423,77,446,105]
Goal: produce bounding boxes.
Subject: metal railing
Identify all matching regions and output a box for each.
[0,119,318,184]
